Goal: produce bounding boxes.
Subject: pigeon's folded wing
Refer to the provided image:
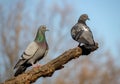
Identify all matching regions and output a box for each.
[22,41,39,59]
[71,24,80,39]
[71,24,84,40]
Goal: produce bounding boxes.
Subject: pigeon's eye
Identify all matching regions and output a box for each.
[84,16,86,18]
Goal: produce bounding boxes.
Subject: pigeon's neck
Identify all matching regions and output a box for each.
[35,31,46,43]
[78,20,87,25]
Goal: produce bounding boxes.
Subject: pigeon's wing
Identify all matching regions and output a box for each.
[21,41,39,60]
[71,23,83,40]
[27,42,48,64]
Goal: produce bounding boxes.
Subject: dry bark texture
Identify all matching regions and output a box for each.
[2,44,98,84]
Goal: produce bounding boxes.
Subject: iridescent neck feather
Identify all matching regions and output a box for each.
[35,31,46,42]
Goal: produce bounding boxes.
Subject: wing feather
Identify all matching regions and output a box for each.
[22,41,39,59]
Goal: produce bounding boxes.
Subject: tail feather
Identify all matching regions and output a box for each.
[14,59,27,69]
[14,59,28,76]
[14,65,27,76]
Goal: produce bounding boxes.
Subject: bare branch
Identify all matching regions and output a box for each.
[2,44,98,84]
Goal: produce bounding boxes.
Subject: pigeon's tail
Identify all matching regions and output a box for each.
[84,37,96,49]
[84,44,95,50]
[14,59,27,69]
[14,59,29,76]
[14,65,27,76]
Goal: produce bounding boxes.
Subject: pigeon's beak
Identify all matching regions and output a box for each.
[88,18,90,20]
[46,29,49,31]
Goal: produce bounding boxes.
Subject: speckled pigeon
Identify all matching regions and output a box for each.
[14,25,49,76]
[71,14,95,49]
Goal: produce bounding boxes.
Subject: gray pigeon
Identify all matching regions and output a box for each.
[14,25,49,76]
[71,14,95,49]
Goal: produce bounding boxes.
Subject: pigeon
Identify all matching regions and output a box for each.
[71,14,95,49]
[14,25,49,76]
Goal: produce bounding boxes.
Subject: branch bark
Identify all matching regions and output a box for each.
[2,44,98,84]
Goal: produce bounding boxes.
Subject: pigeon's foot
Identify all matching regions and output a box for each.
[32,63,41,69]
[80,45,91,55]
[78,42,98,55]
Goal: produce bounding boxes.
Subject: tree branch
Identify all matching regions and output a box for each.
[2,44,98,84]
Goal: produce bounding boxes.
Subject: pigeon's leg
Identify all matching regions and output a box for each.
[78,43,81,47]
[78,43,84,47]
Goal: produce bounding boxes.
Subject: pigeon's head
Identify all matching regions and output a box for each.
[35,25,49,42]
[38,25,49,33]
[78,14,90,22]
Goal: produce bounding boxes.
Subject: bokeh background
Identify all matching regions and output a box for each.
[0,0,120,84]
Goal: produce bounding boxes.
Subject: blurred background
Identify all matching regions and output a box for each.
[0,0,120,84]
